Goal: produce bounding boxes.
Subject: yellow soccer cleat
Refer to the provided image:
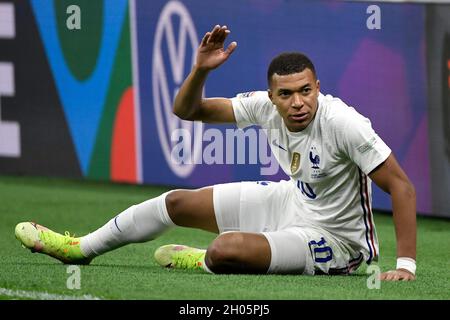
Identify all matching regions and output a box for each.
[15,222,91,265]
[154,244,206,270]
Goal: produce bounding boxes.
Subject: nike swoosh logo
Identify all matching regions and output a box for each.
[272,139,287,151]
[114,216,122,232]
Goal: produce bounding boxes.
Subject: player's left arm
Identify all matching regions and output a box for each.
[368,153,417,281]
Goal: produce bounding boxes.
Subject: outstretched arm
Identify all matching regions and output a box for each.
[173,25,237,123]
[369,153,417,281]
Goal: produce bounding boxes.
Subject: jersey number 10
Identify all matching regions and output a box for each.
[308,237,333,263]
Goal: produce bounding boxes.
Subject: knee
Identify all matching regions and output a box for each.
[206,232,244,269]
[164,190,184,219]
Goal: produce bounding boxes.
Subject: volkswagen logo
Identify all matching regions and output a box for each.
[152,1,203,178]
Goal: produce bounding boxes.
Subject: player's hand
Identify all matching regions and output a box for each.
[195,25,237,71]
[380,269,416,281]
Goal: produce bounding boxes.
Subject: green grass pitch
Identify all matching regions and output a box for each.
[0,175,449,300]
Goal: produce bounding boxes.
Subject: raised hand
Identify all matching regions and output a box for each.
[195,25,237,71]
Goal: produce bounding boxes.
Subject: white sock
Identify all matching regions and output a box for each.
[80,191,175,258]
[202,258,214,274]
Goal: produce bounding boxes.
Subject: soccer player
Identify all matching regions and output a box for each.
[15,25,416,281]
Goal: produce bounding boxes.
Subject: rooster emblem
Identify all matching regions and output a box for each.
[309,151,320,169]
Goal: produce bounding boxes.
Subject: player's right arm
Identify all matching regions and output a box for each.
[173,25,237,123]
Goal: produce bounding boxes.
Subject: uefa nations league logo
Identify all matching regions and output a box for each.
[152,1,203,177]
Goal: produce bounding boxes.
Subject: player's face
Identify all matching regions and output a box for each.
[268,69,320,132]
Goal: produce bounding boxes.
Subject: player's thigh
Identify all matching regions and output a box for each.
[262,228,315,275]
[166,187,218,233]
[214,180,295,234]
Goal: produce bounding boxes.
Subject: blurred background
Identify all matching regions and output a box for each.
[0,0,449,218]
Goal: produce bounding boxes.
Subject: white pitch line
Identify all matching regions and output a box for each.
[0,287,102,300]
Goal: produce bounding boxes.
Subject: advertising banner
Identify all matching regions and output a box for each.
[0,0,447,217]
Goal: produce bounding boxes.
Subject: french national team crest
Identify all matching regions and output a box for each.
[310,146,327,179]
[290,152,301,174]
[309,147,320,169]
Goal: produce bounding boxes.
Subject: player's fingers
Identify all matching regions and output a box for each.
[216,27,228,44]
[379,270,393,280]
[398,269,415,279]
[380,270,396,281]
[201,32,211,46]
[207,25,221,43]
[391,271,403,281]
[224,41,238,57]
[219,30,231,44]
[381,269,416,281]
[400,272,416,281]
[385,273,395,281]
[217,26,229,43]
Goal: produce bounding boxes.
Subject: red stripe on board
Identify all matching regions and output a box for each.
[111,87,137,183]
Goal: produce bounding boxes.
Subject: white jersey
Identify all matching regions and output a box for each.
[231,91,391,263]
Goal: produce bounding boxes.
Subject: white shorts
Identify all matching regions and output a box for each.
[213,180,364,275]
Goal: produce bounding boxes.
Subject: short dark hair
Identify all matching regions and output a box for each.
[267,52,316,85]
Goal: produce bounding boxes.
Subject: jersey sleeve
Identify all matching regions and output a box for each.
[340,112,392,175]
[230,91,272,129]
